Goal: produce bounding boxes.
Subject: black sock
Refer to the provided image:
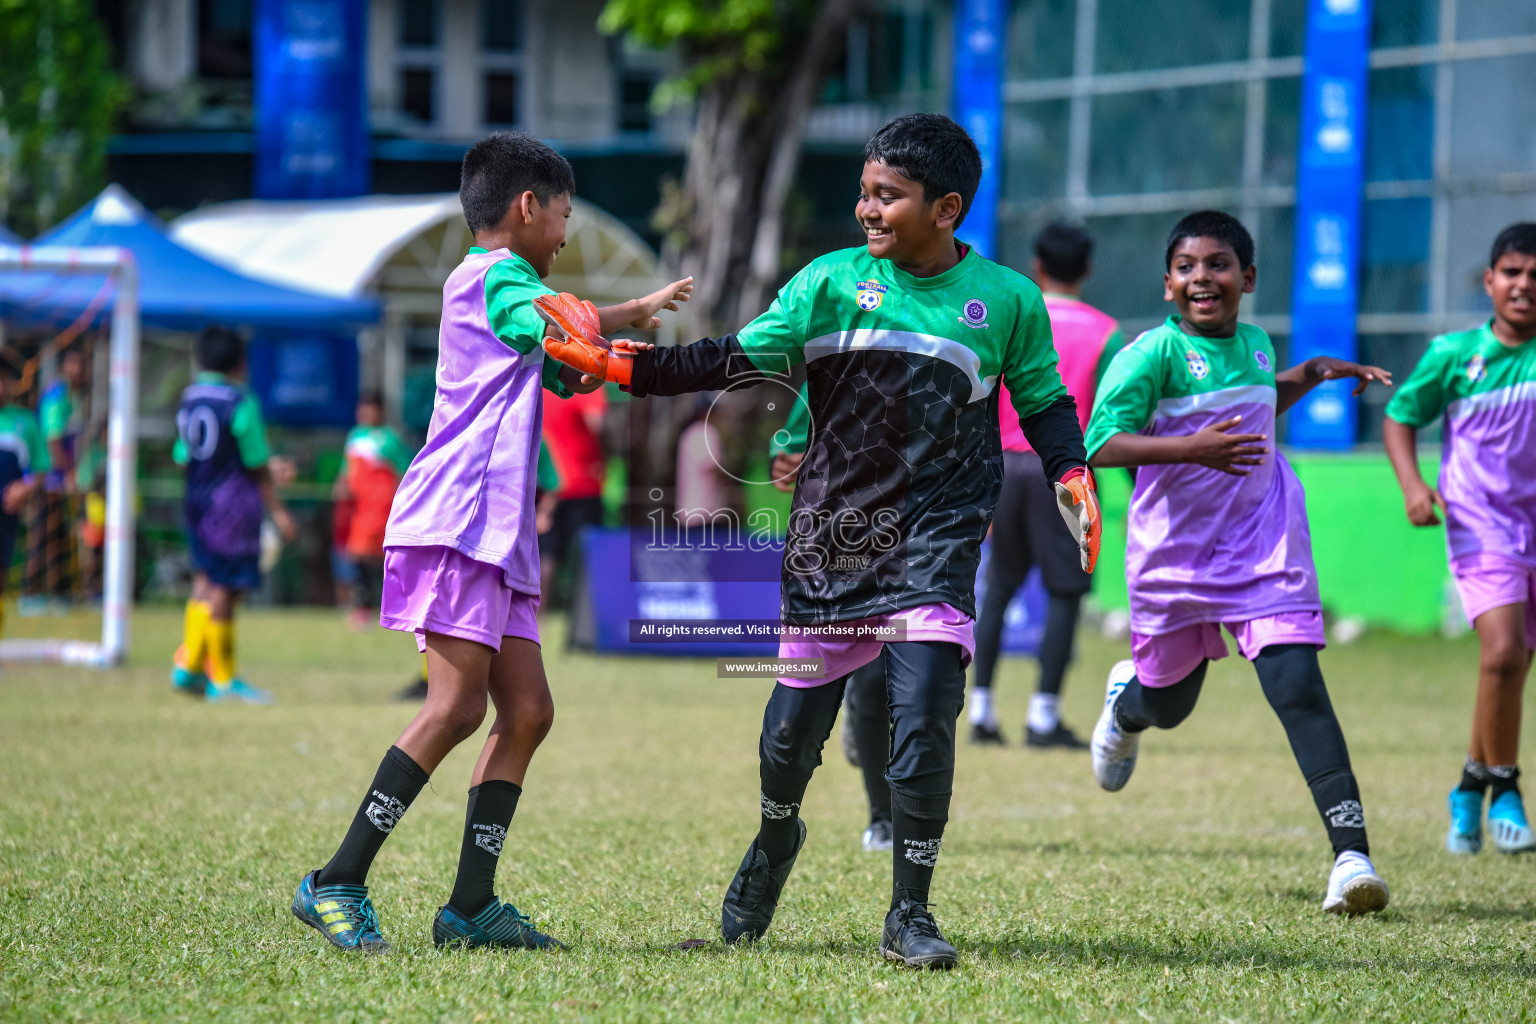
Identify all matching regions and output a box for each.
[1488,764,1521,801]
[1460,758,1491,795]
[849,662,892,825]
[890,788,948,908]
[316,746,430,887]
[1252,644,1368,857]
[448,780,522,917]
[757,769,810,866]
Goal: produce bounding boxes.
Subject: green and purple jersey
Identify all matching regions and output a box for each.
[1086,317,1320,635]
[1386,322,1536,566]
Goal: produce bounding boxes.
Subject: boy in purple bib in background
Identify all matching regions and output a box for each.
[291,131,691,954]
[1084,211,1395,916]
[1384,222,1536,856]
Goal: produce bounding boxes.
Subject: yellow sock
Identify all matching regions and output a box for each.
[205,618,236,687]
[0,600,7,639]
[179,600,210,672]
[420,652,429,680]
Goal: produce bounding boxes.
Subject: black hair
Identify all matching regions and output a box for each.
[863,114,982,225]
[195,326,245,374]
[1490,223,1536,267]
[357,389,384,408]
[1165,210,1255,270]
[460,131,576,234]
[1034,220,1094,284]
[0,351,21,382]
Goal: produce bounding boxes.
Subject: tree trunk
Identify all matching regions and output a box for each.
[670,0,863,336]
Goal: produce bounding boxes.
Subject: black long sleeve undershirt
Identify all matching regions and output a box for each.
[1020,394,1089,485]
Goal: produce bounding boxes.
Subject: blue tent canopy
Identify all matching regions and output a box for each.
[0,224,19,245]
[0,186,380,329]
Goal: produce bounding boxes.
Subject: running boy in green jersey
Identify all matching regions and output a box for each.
[544,114,1100,968]
[1384,222,1536,855]
[1085,211,1393,915]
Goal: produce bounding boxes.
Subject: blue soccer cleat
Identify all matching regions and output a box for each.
[291,871,389,952]
[206,679,275,704]
[1488,790,1536,854]
[433,900,565,950]
[1446,789,1484,855]
[1091,660,1140,792]
[170,665,208,696]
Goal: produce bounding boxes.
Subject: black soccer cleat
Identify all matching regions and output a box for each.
[1025,721,1089,750]
[721,819,806,944]
[969,722,1007,746]
[880,898,958,969]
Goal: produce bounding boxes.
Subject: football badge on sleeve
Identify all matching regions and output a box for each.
[855,280,887,311]
[1185,351,1210,380]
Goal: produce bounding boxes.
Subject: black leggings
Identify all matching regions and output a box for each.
[845,659,892,825]
[1114,644,1368,856]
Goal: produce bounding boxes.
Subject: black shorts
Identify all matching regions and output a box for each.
[538,496,605,561]
[988,450,1090,597]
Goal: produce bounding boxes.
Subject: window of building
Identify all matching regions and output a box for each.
[401,68,435,124]
[401,0,440,48]
[823,4,936,103]
[619,72,655,133]
[483,0,524,52]
[484,72,518,125]
[198,0,254,79]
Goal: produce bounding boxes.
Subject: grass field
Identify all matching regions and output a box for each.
[2,606,1534,1022]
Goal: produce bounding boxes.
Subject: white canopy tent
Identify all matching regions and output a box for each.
[172,194,671,423]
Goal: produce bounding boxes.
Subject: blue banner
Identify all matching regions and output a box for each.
[247,331,360,426]
[573,528,1043,658]
[951,0,1005,259]
[1289,0,1373,448]
[254,0,370,199]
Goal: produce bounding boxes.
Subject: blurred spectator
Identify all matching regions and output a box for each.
[330,489,358,607]
[0,353,48,635]
[22,345,92,614]
[540,386,607,600]
[337,391,413,630]
[675,393,739,518]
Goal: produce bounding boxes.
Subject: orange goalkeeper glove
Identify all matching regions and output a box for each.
[1054,466,1101,573]
[534,292,635,386]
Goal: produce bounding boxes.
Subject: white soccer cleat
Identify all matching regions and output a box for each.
[1091,660,1140,792]
[1322,851,1389,916]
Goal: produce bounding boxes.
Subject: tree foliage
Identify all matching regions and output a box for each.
[0,0,128,238]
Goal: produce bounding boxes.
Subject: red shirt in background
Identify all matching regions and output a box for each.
[542,387,607,500]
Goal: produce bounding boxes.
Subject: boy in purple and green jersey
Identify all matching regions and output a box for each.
[550,115,1101,968]
[290,131,690,954]
[1384,222,1536,856]
[1084,211,1394,916]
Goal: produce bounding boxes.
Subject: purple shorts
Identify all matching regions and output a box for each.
[1131,611,1325,688]
[380,544,540,653]
[776,603,975,687]
[1452,552,1536,648]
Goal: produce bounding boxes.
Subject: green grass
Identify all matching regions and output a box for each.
[2,607,1534,1022]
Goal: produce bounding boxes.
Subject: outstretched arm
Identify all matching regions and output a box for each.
[595,278,693,335]
[1091,417,1269,475]
[1275,356,1392,415]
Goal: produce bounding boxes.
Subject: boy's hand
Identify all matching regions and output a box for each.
[575,339,655,389]
[1054,467,1101,573]
[1185,416,1268,476]
[628,278,694,330]
[1403,480,1446,526]
[271,506,298,543]
[1309,357,1394,395]
[1,479,30,514]
[770,452,803,493]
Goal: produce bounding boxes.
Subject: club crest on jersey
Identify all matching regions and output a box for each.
[959,298,989,329]
[1254,350,1272,372]
[1466,355,1487,383]
[854,279,887,311]
[1186,351,1210,380]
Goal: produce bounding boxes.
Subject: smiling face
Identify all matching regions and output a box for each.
[1486,250,1536,339]
[855,161,961,267]
[521,191,571,279]
[1164,236,1256,336]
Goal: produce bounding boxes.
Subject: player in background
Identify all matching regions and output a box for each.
[1383,222,1536,856]
[543,114,1101,968]
[0,354,48,636]
[770,386,893,853]
[339,391,413,631]
[539,379,607,602]
[23,345,91,613]
[970,221,1125,748]
[170,326,298,703]
[290,131,690,953]
[1085,211,1393,915]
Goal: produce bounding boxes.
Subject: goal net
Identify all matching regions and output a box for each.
[0,245,139,666]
